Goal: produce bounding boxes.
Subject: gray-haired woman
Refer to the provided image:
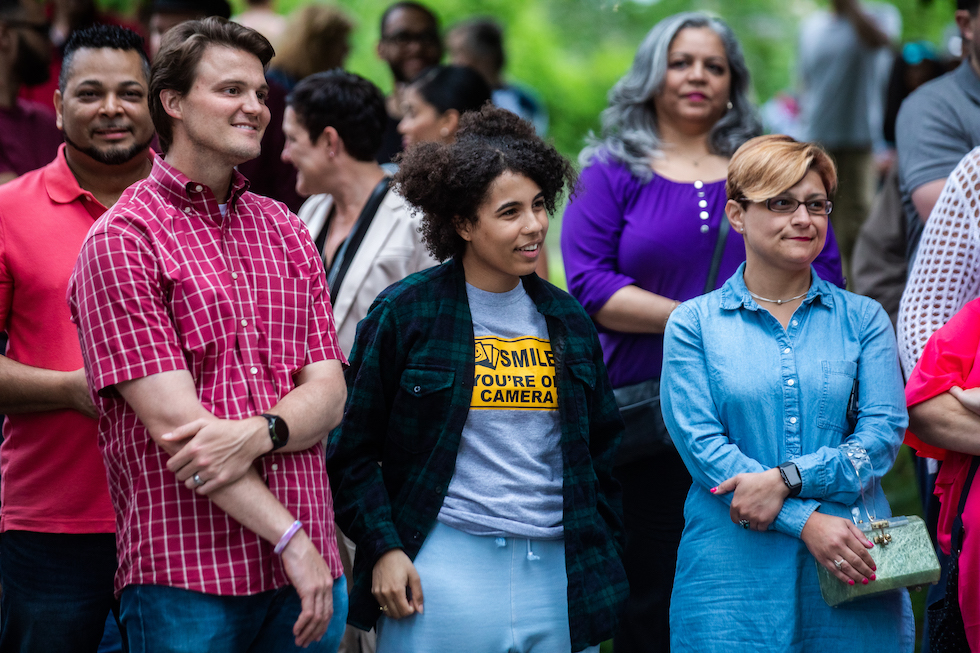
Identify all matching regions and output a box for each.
[560,12,845,652]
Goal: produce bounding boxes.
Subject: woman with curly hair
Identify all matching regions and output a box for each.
[327,105,628,653]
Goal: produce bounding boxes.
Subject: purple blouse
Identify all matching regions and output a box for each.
[560,155,845,387]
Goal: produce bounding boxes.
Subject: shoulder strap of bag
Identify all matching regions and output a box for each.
[951,456,980,553]
[326,176,391,303]
[704,218,730,294]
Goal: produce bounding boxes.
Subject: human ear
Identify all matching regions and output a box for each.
[53,89,64,130]
[956,10,975,42]
[160,89,183,121]
[455,215,474,242]
[439,109,460,141]
[725,199,745,234]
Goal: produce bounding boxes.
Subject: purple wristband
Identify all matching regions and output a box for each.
[274,520,303,555]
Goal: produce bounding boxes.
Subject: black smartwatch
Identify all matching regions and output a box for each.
[778,461,802,498]
[261,413,289,451]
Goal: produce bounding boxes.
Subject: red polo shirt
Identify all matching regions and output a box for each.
[0,143,131,533]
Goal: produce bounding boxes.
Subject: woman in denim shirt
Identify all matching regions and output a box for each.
[661,135,914,651]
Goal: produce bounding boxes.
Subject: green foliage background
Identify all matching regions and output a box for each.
[100,0,959,160]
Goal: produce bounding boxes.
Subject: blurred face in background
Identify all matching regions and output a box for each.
[148,11,201,59]
[378,6,441,83]
[397,85,456,148]
[1,0,52,87]
[652,26,731,133]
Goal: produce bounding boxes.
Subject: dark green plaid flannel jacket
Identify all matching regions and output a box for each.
[327,258,628,650]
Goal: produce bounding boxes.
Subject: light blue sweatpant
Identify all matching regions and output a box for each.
[376,522,599,653]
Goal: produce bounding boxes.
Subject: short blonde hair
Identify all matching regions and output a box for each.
[273,5,352,81]
[726,134,837,203]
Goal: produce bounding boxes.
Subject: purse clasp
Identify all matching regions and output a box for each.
[871,519,892,546]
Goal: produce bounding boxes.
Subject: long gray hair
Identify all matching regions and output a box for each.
[581,12,761,182]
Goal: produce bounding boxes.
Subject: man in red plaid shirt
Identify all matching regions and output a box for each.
[69,17,348,653]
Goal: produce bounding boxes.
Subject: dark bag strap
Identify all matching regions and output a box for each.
[326,177,391,303]
[704,218,730,294]
[951,456,980,554]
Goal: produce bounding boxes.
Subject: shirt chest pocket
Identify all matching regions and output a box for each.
[388,366,456,454]
[253,275,311,368]
[816,360,858,434]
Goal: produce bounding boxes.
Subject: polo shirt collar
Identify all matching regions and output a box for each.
[44,144,99,207]
[955,59,980,108]
[719,262,835,311]
[147,156,251,215]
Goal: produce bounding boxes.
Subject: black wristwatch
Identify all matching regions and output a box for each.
[261,413,289,451]
[778,461,802,498]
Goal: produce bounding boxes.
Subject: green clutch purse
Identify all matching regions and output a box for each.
[816,514,941,607]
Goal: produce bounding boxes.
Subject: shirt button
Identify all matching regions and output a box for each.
[414,385,421,393]
[241,319,248,327]
[699,200,708,208]
[250,366,258,375]
[435,486,442,494]
[194,184,203,192]
[790,417,797,424]
[183,207,192,214]
[783,347,791,354]
[694,180,704,189]
[271,463,278,471]
[700,211,709,220]
[791,320,798,327]
[231,272,239,280]
[787,379,795,386]
[698,191,705,198]
[700,225,709,233]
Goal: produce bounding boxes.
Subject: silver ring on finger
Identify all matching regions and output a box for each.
[833,559,844,571]
[193,473,205,488]
[380,605,389,614]
[738,519,750,529]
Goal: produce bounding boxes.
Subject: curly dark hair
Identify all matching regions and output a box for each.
[394,105,576,262]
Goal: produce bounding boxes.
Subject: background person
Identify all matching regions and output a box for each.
[267,5,353,92]
[0,23,154,652]
[446,17,548,135]
[560,12,844,652]
[662,133,913,652]
[328,106,627,653]
[397,64,491,149]
[374,1,442,164]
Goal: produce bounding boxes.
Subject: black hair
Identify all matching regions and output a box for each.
[149,0,232,19]
[409,64,491,116]
[60,25,150,93]
[451,18,504,74]
[395,105,575,262]
[379,1,439,37]
[959,0,980,14]
[286,70,387,162]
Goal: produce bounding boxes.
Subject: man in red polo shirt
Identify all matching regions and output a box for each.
[69,17,347,653]
[0,24,154,652]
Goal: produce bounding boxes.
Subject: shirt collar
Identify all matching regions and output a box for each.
[147,156,251,217]
[719,262,836,311]
[43,144,157,210]
[955,59,980,108]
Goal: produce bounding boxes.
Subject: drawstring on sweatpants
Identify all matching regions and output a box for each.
[526,540,540,561]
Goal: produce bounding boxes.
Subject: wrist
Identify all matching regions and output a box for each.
[276,520,305,556]
[778,461,802,498]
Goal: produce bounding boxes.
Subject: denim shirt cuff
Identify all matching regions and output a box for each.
[772,498,820,538]
[792,453,824,499]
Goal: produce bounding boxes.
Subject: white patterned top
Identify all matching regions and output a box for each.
[899,146,980,377]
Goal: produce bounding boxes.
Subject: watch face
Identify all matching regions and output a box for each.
[265,414,289,449]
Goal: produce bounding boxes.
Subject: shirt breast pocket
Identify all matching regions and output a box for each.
[388,366,456,454]
[816,360,858,434]
[254,275,311,368]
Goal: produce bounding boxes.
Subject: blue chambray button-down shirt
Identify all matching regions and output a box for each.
[660,264,913,651]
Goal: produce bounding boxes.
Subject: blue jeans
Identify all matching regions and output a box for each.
[0,531,119,653]
[119,575,347,653]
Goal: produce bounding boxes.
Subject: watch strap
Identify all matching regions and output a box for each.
[261,413,288,451]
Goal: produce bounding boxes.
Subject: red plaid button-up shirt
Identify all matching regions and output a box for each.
[68,157,345,597]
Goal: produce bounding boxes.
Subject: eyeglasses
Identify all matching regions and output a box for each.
[382,30,440,47]
[741,197,834,216]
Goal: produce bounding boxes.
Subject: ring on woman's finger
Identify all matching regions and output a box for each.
[833,559,844,571]
[379,605,389,614]
[738,519,750,529]
[192,473,205,488]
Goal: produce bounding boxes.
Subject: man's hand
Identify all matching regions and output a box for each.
[163,416,270,494]
[64,368,98,418]
[372,549,423,619]
[712,468,789,531]
[801,510,876,585]
[280,529,334,648]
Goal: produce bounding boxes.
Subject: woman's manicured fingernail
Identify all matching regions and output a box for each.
[710,487,717,493]
[848,579,855,586]
[862,578,869,585]
[870,574,876,581]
